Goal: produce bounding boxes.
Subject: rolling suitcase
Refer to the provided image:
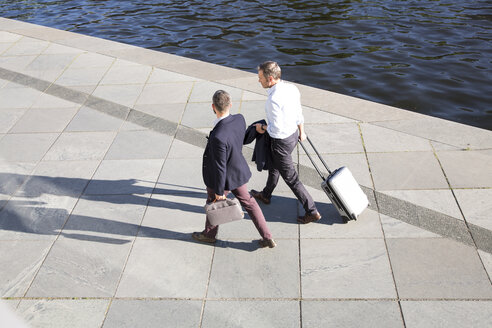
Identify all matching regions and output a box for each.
[299,136,369,222]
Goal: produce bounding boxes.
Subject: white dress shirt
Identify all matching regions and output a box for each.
[265,80,304,139]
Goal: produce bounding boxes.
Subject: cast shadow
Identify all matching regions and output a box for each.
[0,173,266,251]
[248,193,344,226]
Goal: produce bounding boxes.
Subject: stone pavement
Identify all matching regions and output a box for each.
[0,18,491,327]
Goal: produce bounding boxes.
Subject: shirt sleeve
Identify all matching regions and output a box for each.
[294,87,304,125]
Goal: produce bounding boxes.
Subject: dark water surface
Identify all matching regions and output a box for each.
[1,0,491,130]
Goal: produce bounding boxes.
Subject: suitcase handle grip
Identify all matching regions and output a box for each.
[299,136,332,180]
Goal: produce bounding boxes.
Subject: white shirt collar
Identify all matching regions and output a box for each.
[213,113,230,127]
[267,80,281,96]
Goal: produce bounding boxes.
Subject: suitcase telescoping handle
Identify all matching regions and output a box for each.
[298,136,332,180]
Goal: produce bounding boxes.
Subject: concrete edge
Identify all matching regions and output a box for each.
[0,65,489,254]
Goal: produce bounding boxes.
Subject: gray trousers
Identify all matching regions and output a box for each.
[262,131,317,215]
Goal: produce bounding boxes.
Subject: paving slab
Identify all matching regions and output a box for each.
[3,37,48,56]
[306,122,364,154]
[84,159,163,195]
[299,152,373,188]
[436,150,492,188]
[387,238,492,299]
[45,131,117,161]
[16,160,99,197]
[26,236,132,297]
[375,117,492,150]
[0,86,43,108]
[454,189,492,231]
[104,130,172,160]
[0,162,36,196]
[133,103,186,123]
[478,250,492,280]
[42,43,83,55]
[68,52,115,69]
[92,83,145,108]
[104,299,202,328]
[166,138,204,159]
[157,158,206,193]
[180,102,220,129]
[0,133,58,162]
[100,63,152,85]
[21,67,63,83]
[0,55,38,72]
[202,300,300,328]
[302,105,355,124]
[208,239,300,298]
[300,239,396,299]
[10,107,78,133]
[16,299,108,328]
[55,66,109,87]
[116,238,213,298]
[360,123,433,152]
[0,240,53,297]
[239,100,267,125]
[0,300,27,328]
[302,88,419,123]
[300,207,383,239]
[0,108,27,133]
[380,189,463,220]
[148,67,200,83]
[138,192,206,240]
[189,80,243,103]
[65,193,150,241]
[135,82,194,106]
[24,53,77,72]
[0,31,22,42]
[380,214,442,239]
[367,152,449,190]
[400,301,492,328]
[65,106,124,132]
[301,300,404,328]
[0,194,77,240]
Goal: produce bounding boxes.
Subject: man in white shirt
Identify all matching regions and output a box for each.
[251,61,322,224]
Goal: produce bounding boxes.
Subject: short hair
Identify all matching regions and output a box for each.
[258,61,281,80]
[212,90,231,113]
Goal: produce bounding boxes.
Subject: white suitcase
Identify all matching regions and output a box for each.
[300,137,369,222]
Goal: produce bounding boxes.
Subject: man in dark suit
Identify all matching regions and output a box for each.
[192,90,276,248]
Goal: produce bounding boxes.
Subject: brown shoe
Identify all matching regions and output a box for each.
[250,189,271,205]
[297,211,322,224]
[258,238,277,248]
[192,232,216,244]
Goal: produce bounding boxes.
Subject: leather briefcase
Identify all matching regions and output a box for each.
[204,198,244,225]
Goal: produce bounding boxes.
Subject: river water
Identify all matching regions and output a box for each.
[1,0,491,130]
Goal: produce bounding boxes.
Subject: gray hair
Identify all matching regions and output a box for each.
[212,90,231,112]
[258,61,281,80]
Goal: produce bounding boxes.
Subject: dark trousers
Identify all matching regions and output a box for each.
[204,184,272,239]
[262,131,317,215]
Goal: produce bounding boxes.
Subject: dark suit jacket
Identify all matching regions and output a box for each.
[202,114,252,195]
[243,119,272,172]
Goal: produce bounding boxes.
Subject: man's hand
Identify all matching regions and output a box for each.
[298,123,307,142]
[255,123,266,134]
[215,194,226,202]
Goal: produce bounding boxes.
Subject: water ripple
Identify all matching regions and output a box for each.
[1,0,491,129]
